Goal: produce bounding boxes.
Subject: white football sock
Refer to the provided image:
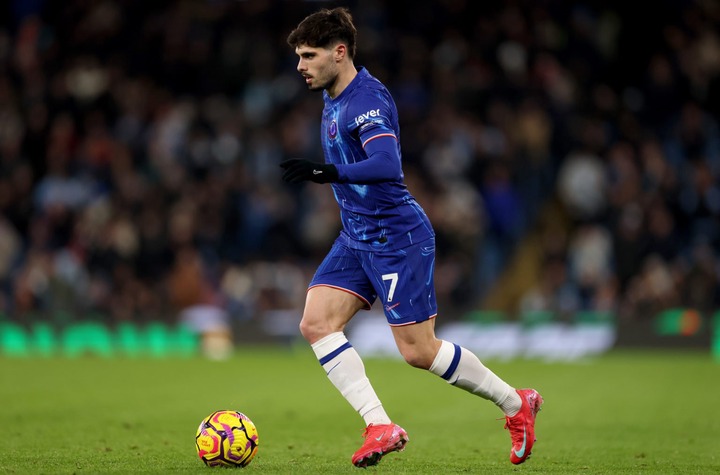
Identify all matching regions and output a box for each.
[429,340,522,416]
[311,332,391,425]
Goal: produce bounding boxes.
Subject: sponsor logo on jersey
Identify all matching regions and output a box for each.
[354,109,381,127]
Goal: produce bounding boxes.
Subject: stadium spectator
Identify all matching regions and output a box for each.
[0,0,716,332]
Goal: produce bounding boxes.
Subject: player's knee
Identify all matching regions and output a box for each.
[298,315,335,343]
[298,317,318,342]
[399,347,435,370]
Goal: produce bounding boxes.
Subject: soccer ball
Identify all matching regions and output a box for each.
[195,410,259,467]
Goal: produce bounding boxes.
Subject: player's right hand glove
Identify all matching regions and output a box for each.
[280,158,339,184]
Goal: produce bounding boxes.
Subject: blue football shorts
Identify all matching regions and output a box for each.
[309,236,438,326]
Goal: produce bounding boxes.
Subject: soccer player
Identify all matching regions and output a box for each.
[281,7,542,468]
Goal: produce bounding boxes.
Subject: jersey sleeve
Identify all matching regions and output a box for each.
[334,88,402,184]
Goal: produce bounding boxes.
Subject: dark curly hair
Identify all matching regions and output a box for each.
[287,7,357,59]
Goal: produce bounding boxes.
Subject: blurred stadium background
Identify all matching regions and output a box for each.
[0,0,718,359]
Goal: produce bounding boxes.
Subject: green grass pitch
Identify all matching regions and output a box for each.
[1,346,718,474]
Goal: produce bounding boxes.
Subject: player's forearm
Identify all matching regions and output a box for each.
[335,136,402,184]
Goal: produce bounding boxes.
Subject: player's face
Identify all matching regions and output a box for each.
[295,44,338,92]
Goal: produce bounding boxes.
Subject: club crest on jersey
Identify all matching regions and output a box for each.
[328,119,338,139]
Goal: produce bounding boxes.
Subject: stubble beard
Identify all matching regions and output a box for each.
[308,71,338,93]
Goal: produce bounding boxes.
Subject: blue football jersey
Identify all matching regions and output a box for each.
[321,67,434,251]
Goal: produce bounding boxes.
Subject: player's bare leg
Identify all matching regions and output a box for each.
[299,285,363,344]
[300,286,407,467]
[392,320,541,464]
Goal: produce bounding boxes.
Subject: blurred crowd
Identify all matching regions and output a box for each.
[0,0,718,331]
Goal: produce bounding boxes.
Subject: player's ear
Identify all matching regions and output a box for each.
[334,44,347,62]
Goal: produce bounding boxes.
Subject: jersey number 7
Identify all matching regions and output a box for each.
[382,273,398,302]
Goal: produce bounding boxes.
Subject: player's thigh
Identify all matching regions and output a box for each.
[301,240,377,342]
[303,285,367,334]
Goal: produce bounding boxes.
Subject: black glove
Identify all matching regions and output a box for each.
[280,158,339,184]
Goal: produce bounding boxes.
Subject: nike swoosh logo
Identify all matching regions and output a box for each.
[325,361,341,376]
[513,426,527,459]
[313,170,322,175]
[374,432,386,441]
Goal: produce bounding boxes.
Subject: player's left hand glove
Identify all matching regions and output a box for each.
[280,158,339,184]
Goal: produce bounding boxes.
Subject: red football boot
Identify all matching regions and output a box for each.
[504,388,543,464]
[351,423,408,468]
